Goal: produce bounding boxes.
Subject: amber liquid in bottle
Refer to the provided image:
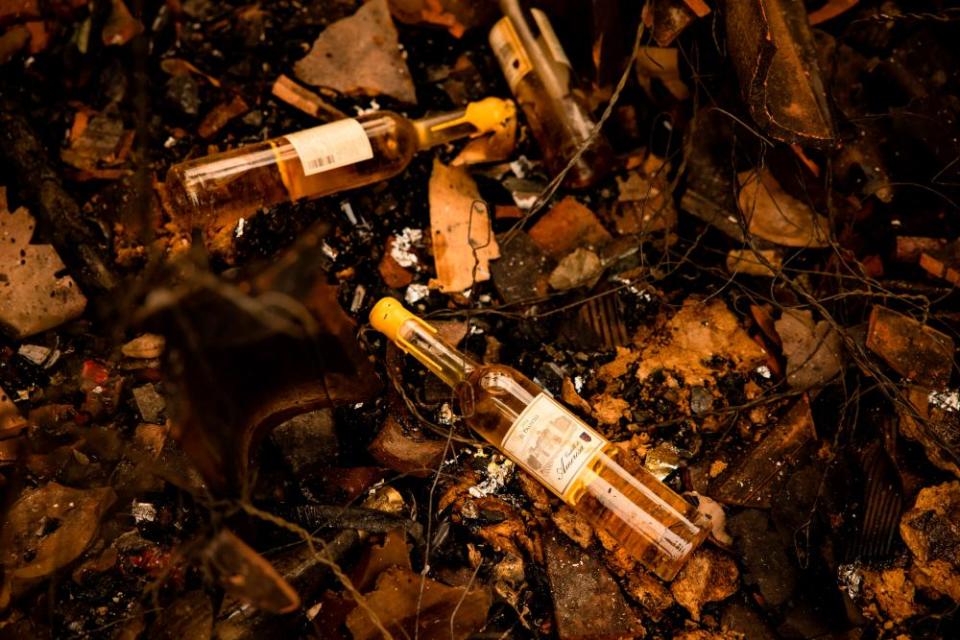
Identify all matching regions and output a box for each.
[371,298,710,581]
[165,98,515,249]
[490,0,614,189]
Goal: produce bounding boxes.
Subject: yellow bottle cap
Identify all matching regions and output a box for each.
[463,97,517,136]
[369,297,424,344]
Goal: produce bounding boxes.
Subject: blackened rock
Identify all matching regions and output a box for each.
[490,231,552,304]
[727,509,797,607]
[132,384,166,424]
[544,533,645,640]
[721,600,777,640]
[270,409,338,476]
[166,74,201,117]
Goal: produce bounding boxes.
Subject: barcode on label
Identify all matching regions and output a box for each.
[285,118,374,177]
[305,154,337,170]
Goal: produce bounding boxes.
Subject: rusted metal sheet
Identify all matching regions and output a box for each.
[712,398,817,508]
[726,0,834,148]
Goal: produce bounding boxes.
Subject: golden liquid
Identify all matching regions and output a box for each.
[165,113,417,248]
[458,364,709,581]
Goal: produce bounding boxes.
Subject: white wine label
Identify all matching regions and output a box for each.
[530,8,572,69]
[501,393,606,497]
[489,17,533,92]
[285,119,374,176]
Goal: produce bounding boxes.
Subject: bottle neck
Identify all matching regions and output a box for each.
[395,318,478,387]
[411,109,481,150]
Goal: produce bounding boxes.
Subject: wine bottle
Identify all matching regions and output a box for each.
[165,97,516,248]
[489,0,614,188]
[369,297,710,581]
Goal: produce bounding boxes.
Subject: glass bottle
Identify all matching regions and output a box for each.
[370,297,710,581]
[489,0,614,189]
[165,97,516,248]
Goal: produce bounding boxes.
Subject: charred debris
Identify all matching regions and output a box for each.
[1,0,960,639]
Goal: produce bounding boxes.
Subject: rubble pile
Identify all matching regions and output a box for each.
[1,0,959,638]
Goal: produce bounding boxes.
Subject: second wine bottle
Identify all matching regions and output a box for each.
[165,97,516,249]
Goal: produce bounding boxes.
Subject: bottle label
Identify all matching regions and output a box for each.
[501,393,606,497]
[530,8,572,69]
[489,17,533,92]
[285,119,374,176]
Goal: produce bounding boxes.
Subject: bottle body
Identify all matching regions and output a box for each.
[165,112,418,248]
[368,298,710,581]
[458,364,710,581]
[489,6,613,188]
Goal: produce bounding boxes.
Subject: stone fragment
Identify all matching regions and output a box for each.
[894,236,943,263]
[670,548,739,620]
[866,305,954,387]
[545,534,646,640]
[550,506,593,549]
[636,297,768,386]
[898,386,960,478]
[727,509,796,607]
[899,481,960,602]
[859,566,923,624]
[644,441,682,481]
[121,333,166,359]
[132,383,166,424]
[548,247,603,291]
[102,0,143,46]
[529,197,612,259]
[61,110,127,172]
[452,110,517,166]
[712,399,816,508]
[919,237,960,286]
[490,232,552,304]
[623,568,674,620]
[294,0,417,104]
[0,189,87,338]
[270,408,337,476]
[165,74,200,117]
